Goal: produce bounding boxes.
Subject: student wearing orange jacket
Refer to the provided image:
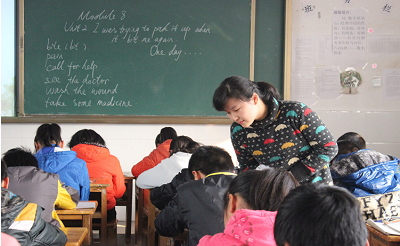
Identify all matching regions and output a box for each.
[131,127,178,177]
[68,129,126,221]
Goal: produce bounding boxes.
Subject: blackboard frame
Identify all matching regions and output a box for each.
[5,0,289,124]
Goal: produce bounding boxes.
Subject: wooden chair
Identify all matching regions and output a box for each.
[135,186,188,246]
[90,182,117,243]
[56,201,97,245]
[60,227,88,246]
[135,187,157,246]
[158,230,188,246]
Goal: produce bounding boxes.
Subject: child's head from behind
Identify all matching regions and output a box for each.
[1,159,9,188]
[34,123,62,150]
[68,129,106,149]
[223,168,299,225]
[155,127,178,147]
[336,132,366,155]
[169,136,200,157]
[188,146,234,180]
[213,76,278,112]
[3,147,39,168]
[1,159,8,182]
[274,184,368,246]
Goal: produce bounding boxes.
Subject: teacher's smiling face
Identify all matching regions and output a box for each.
[224,96,258,128]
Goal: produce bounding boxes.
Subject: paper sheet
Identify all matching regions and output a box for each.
[383,69,400,99]
[316,67,341,99]
[76,201,96,209]
[367,219,400,235]
[332,9,367,66]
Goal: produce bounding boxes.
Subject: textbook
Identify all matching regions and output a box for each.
[76,201,96,209]
[367,219,400,235]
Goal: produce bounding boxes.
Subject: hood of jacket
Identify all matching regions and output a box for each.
[35,146,79,173]
[331,150,400,197]
[331,149,393,176]
[198,209,277,246]
[72,144,110,163]
[224,209,277,246]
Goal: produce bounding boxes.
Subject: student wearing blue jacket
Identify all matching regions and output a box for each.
[330,132,400,197]
[34,123,90,201]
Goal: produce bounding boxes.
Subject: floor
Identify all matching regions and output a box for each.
[91,221,135,246]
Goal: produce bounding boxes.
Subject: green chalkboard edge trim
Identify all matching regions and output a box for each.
[1,116,232,125]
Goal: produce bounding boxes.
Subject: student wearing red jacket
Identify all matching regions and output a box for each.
[68,129,126,221]
[131,127,178,177]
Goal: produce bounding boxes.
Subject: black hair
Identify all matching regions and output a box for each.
[169,136,201,157]
[68,129,106,149]
[188,146,234,179]
[212,76,279,111]
[1,159,8,181]
[274,184,368,246]
[34,123,62,147]
[224,168,299,212]
[2,147,39,168]
[155,127,178,146]
[337,132,366,154]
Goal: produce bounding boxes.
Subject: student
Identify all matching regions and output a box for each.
[213,76,338,184]
[131,127,178,177]
[3,147,79,227]
[1,232,21,246]
[274,184,369,246]
[150,167,192,210]
[34,123,90,201]
[68,129,126,221]
[155,146,237,246]
[198,168,299,246]
[330,132,400,197]
[136,136,200,189]
[1,159,68,246]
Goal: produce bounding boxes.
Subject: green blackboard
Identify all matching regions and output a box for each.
[23,0,285,117]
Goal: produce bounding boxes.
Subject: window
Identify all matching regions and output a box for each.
[1,0,16,116]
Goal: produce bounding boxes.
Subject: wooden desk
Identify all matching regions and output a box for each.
[61,227,88,246]
[116,173,135,241]
[367,224,400,246]
[90,181,110,241]
[56,201,97,245]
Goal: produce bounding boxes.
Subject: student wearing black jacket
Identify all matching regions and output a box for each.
[154,146,236,246]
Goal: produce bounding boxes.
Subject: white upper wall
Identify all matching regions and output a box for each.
[1,123,238,173]
[2,110,400,173]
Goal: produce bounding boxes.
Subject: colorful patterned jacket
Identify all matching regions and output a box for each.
[231,99,337,184]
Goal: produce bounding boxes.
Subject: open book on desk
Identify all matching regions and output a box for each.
[367,219,400,235]
[76,201,97,209]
